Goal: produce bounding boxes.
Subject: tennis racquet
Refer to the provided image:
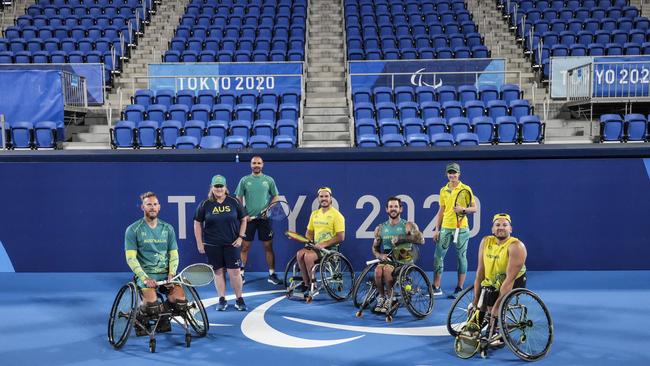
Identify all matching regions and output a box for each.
[285,230,313,244]
[453,189,472,244]
[366,243,420,265]
[250,199,289,221]
[155,263,214,287]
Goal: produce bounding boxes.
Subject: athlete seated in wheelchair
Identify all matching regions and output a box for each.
[108,192,209,352]
[447,213,553,361]
[284,187,354,302]
[352,196,433,321]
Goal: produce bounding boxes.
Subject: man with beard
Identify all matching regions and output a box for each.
[470,213,527,345]
[371,196,424,314]
[125,192,186,333]
[295,187,345,297]
[235,156,282,285]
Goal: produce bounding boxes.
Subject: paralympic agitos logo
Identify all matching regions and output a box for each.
[410,68,444,89]
[206,291,449,348]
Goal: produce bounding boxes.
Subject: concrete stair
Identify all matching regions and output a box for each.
[301,0,352,147]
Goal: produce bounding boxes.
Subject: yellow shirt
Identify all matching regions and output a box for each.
[481,235,526,288]
[439,181,475,229]
[307,207,345,245]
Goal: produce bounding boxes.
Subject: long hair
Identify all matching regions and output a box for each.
[207,186,229,201]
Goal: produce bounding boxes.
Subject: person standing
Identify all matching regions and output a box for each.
[235,156,282,285]
[194,175,249,311]
[432,162,477,298]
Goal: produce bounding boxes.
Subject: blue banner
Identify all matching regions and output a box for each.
[349,59,506,92]
[0,63,104,105]
[1,157,649,272]
[147,62,303,96]
[0,70,64,128]
[592,56,650,98]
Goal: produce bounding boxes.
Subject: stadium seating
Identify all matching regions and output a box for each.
[117,88,300,149]
[599,113,649,142]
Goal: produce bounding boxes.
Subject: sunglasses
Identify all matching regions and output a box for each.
[213,184,225,188]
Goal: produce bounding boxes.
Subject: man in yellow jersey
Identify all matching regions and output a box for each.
[471,213,527,345]
[295,187,345,296]
[432,162,477,298]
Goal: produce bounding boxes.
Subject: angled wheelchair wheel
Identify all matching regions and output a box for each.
[447,285,475,337]
[320,252,355,301]
[108,282,137,349]
[398,265,434,319]
[283,254,301,295]
[498,288,553,362]
[183,285,209,337]
[352,262,378,309]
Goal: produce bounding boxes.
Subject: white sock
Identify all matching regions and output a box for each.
[269,269,275,275]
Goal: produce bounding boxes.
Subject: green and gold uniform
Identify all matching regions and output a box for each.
[481,235,526,289]
[124,218,178,288]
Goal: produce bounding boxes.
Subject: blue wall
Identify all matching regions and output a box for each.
[1,151,649,272]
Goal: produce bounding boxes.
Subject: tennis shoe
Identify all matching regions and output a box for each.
[448,287,463,299]
[216,297,228,311]
[373,296,385,313]
[234,297,247,311]
[433,287,443,296]
[268,273,282,285]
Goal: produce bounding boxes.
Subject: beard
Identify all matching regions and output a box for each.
[388,210,399,219]
[146,211,159,220]
[494,230,509,240]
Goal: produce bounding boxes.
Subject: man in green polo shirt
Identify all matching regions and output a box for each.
[432,162,477,298]
[235,156,282,285]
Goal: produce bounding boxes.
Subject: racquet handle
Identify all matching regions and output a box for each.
[366,259,380,265]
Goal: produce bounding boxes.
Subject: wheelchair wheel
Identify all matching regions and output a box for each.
[283,255,302,294]
[108,282,137,349]
[183,285,209,337]
[352,262,378,309]
[447,285,475,337]
[320,252,355,301]
[398,265,434,319]
[498,288,553,362]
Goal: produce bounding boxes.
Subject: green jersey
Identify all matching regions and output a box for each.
[124,218,178,275]
[379,219,415,265]
[235,174,279,217]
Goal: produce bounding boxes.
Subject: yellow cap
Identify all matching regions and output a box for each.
[492,213,511,223]
[317,187,332,195]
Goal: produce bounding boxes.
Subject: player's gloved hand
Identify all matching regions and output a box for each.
[144,278,157,288]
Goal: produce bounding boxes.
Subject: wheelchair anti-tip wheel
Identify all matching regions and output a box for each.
[320,252,355,301]
[108,282,137,349]
[498,288,553,362]
[398,264,434,319]
[447,285,475,337]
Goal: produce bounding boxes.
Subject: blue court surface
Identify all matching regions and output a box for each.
[1,270,649,366]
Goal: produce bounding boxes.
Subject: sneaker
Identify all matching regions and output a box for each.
[381,298,393,314]
[268,273,283,285]
[216,297,228,311]
[294,283,308,294]
[234,297,247,311]
[433,287,443,296]
[241,272,246,284]
[448,287,463,299]
[373,296,385,313]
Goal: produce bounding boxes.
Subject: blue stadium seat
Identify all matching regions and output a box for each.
[495,116,518,143]
[449,117,471,138]
[155,90,175,107]
[224,135,247,148]
[519,115,544,143]
[273,134,296,148]
[376,102,398,121]
[146,105,167,125]
[510,99,532,120]
[230,120,252,139]
[458,85,478,103]
[133,90,154,106]
[378,118,401,136]
[160,120,183,148]
[279,103,299,121]
[353,88,372,104]
[252,119,275,138]
[479,84,499,104]
[197,90,217,107]
[199,136,223,149]
[357,133,381,147]
[436,85,457,103]
[123,105,145,124]
[415,86,436,104]
[212,104,233,123]
[487,100,509,119]
[430,132,455,146]
[442,101,463,119]
[111,120,136,148]
[190,104,211,123]
[168,104,190,123]
[175,135,199,149]
[184,120,206,141]
[34,121,57,149]
[249,135,273,148]
[398,101,419,121]
[471,116,495,144]
[406,133,430,146]
[455,132,479,146]
[276,119,297,137]
[207,119,229,140]
[421,101,442,120]
[137,120,159,148]
[464,100,486,120]
[176,90,195,108]
[425,117,448,137]
[381,133,405,147]
[403,118,425,135]
[373,87,393,103]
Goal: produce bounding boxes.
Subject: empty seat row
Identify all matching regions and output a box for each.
[162,48,303,62]
[131,89,298,108]
[168,36,304,53]
[353,84,525,106]
[348,45,490,60]
[599,113,649,142]
[0,38,124,53]
[0,49,118,66]
[123,103,299,124]
[2,121,59,149]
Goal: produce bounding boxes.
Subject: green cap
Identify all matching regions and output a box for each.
[446,162,460,173]
[211,175,227,186]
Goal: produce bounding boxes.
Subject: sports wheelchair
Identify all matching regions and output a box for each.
[107,280,209,353]
[352,254,433,322]
[284,244,355,303]
[447,284,553,361]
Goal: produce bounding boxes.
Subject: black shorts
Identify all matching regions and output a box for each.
[483,273,527,308]
[244,218,273,242]
[205,244,241,270]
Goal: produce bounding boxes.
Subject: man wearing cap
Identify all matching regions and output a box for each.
[193,175,249,311]
[471,213,527,345]
[432,162,477,298]
[295,187,345,297]
[235,156,282,286]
